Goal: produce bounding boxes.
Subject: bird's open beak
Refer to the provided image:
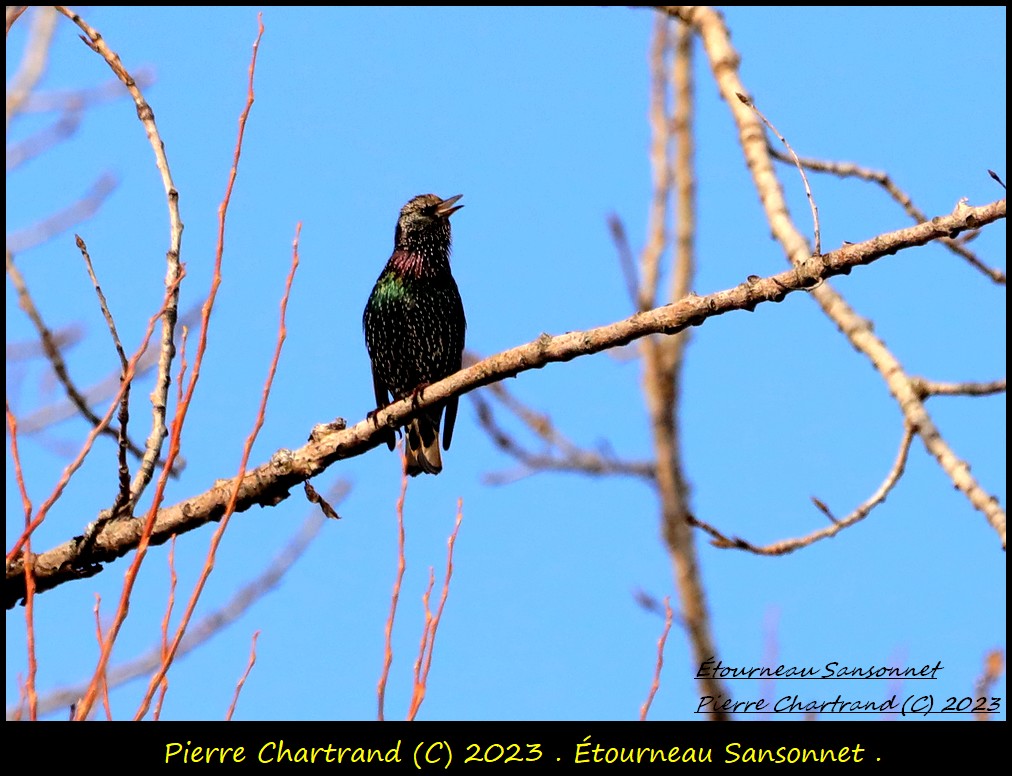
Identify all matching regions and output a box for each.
[435,194,464,218]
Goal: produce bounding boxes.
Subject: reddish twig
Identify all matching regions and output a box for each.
[639,595,673,720]
[408,568,436,720]
[226,631,261,721]
[153,536,178,721]
[407,499,464,720]
[974,649,1005,721]
[21,491,340,719]
[6,402,37,720]
[73,21,267,720]
[135,213,295,723]
[91,595,112,720]
[378,451,410,721]
[5,6,29,37]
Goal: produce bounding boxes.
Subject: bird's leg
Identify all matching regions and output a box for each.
[366,404,387,428]
[409,381,431,409]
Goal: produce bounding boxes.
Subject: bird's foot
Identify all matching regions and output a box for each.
[409,382,431,408]
[366,406,386,428]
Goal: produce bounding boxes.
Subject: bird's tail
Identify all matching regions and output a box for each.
[405,410,442,476]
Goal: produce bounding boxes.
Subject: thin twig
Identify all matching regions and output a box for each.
[134,205,292,724]
[55,7,186,511]
[226,631,261,721]
[77,235,134,513]
[639,595,673,720]
[16,303,200,437]
[152,535,178,721]
[6,402,37,720]
[911,377,1006,399]
[92,595,112,720]
[740,94,820,256]
[407,499,463,721]
[769,146,1005,284]
[472,389,655,483]
[607,213,640,307]
[378,450,410,721]
[689,425,916,555]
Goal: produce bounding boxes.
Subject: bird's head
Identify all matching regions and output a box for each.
[395,193,463,250]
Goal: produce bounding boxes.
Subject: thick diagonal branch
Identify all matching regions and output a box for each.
[5,198,1005,607]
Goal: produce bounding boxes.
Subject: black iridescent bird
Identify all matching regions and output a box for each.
[363,193,466,476]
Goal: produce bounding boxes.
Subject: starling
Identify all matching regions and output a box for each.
[363,193,466,476]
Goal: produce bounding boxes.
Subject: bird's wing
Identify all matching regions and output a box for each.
[442,395,458,451]
[371,364,396,451]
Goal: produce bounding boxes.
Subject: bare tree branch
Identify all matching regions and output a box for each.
[5,6,57,128]
[6,110,81,171]
[16,303,201,435]
[911,377,1006,400]
[5,173,117,253]
[6,248,165,473]
[6,198,1005,607]
[769,146,1006,285]
[689,424,916,555]
[638,16,726,718]
[471,387,655,483]
[656,5,1006,549]
[6,324,84,361]
[77,235,134,513]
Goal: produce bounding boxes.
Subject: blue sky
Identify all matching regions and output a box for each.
[6,7,1006,721]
